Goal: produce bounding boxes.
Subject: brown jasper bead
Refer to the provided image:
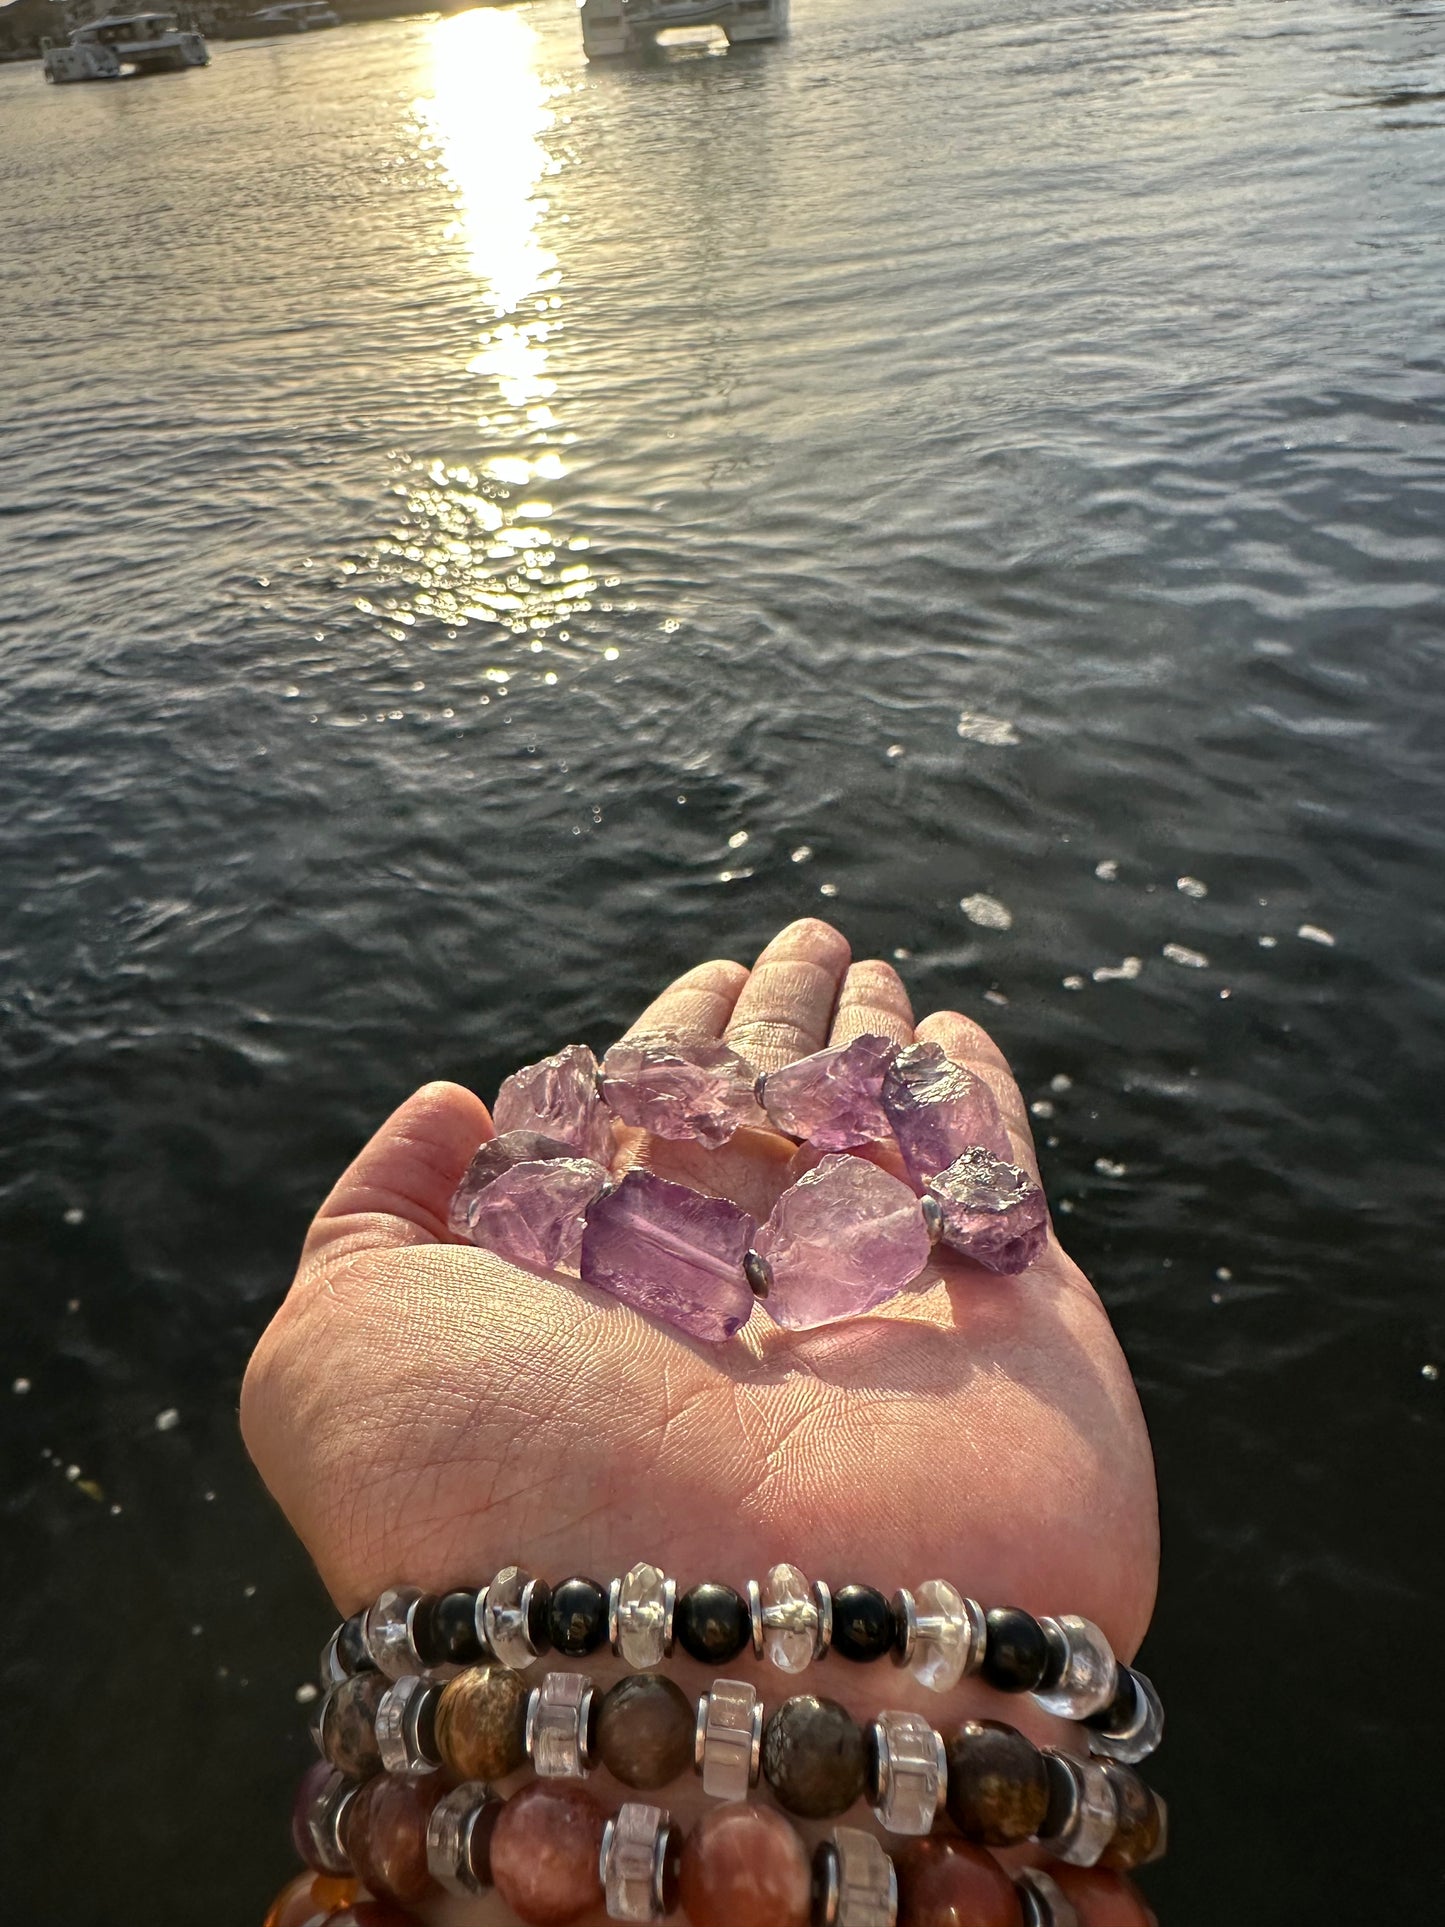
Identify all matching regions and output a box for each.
[263,1871,357,1927]
[945,1719,1050,1846]
[489,1782,607,1926]
[596,1674,695,1790]
[323,1671,389,1777]
[1097,1761,1162,1872]
[762,1695,866,1819]
[434,1664,529,1781]
[1052,1867,1159,1927]
[677,1805,811,1927]
[894,1837,1022,1927]
[343,1772,444,1906]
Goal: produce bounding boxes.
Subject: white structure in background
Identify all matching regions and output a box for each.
[248,1,340,32]
[42,11,209,80]
[579,0,789,60]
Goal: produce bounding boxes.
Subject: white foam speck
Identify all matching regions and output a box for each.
[1050,1074,1073,1093]
[1423,1364,1439,1381]
[1163,943,1209,969]
[893,946,912,961]
[296,1682,320,1704]
[1057,1198,1075,1213]
[63,1206,85,1225]
[791,845,813,864]
[1177,876,1209,899]
[728,830,749,849]
[1094,860,1119,881]
[1030,1099,1055,1119]
[1258,934,1278,948]
[819,881,839,898]
[12,1377,30,1396]
[155,1408,180,1433]
[1094,1157,1128,1178]
[886,744,906,760]
[1062,974,1086,991]
[983,988,1009,1006]
[65,1464,81,1481]
[1092,956,1142,983]
[1298,924,1336,946]
[961,894,1013,931]
[957,712,1020,746]
[1216,1267,1233,1282]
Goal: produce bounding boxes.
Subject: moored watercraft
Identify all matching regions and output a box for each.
[578,0,788,61]
[41,10,208,80]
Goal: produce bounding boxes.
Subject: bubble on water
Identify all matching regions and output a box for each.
[791,845,813,864]
[960,894,1013,931]
[1050,1074,1073,1093]
[1094,860,1119,881]
[1163,943,1209,969]
[1094,1157,1128,1178]
[155,1408,180,1432]
[1298,924,1336,947]
[1092,956,1142,983]
[957,712,1020,746]
[1177,876,1208,899]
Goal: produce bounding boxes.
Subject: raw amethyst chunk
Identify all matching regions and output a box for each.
[450,1133,609,1273]
[579,1167,757,1342]
[925,1147,1048,1274]
[493,1044,614,1165]
[598,1032,765,1149]
[754,1153,932,1330]
[758,1033,899,1150]
[881,1040,1013,1182]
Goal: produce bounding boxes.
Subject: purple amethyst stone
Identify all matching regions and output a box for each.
[881,1040,1014,1182]
[925,1147,1049,1274]
[493,1043,614,1165]
[579,1167,757,1342]
[754,1153,932,1330]
[759,1033,900,1150]
[599,1031,765,1149]
[450,1131,609,1273]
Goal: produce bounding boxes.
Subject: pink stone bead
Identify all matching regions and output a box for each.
[677,1805,812,1927]
[1052,1867,1159,1927]
[882,1040,1013,1181]
[925,1147,1048,1274]
[895,1837,1022,1927]
[494,1044,614,1164]
[450,1145,608,1272]
[580,1166,757,1341]
[599,1031,766,1148]
[759,1032,899,1149]
[755,1152,932,1328]
[343,1772,443,1907]
[489,1782,607,1926]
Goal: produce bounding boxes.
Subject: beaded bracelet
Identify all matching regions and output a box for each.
[450,1032,1050,1341]
[322,1570,1163,1760]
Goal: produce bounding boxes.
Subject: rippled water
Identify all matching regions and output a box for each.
[3,1,1442,1917]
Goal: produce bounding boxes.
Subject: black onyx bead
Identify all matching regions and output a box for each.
[981,1607,1051,1694]
[1084,1666,1140,1734]
[336,1611,374,1676]
[548,1576,609,1657]
[675,1582,751,1665]
[830,1584,896,1663]
[524,1578,554,1654]
[416,1589,483,1667]
[762,1695,867,1819]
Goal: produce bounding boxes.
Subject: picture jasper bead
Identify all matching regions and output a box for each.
[322,1671,390,1777]
[982,1608,1051,1694]
[1097,1761,1163,1872]
[946,1719,1050,1846]
[435,1665,530,1781]
[489,1781,606,1926]
[830,1583,897,1663]
[343,1771,446,1906]
[596,1674,695,1789]
[762,1695,867,1819]
[548,1576,609,1657]
[417,1589,484,1667]
[676,1581,751,1664]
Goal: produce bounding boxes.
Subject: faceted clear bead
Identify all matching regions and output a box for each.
[494,1044,614,1164]
[601,1802,673,1922]
[426,1781,495,1898]
[612,1563,673,1670]
[814,1826,898,1927]
[1034,1617,1118,1720]
[1086,1667,1165,1765]
[298,1768,359,1877]
[482,1566,542,1672]
[760,1564,818,1674]
[1040,1753,1118,1866]
[375,1675,441,1777]
[694,1679,763,1802]
[869,1710,947,1836]
[907,1579,979,1694]
[526,1671,595,1779]
[364,1586,425,1680]
[1014,1868,1081,1927]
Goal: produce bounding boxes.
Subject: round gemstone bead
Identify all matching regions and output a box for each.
[982,1607,1051,1693]
[482,1565,551,1671]
[1084,1668,1164,1766]
[489,1781,607,1926]
[831,1584,897,1663]
[597,1674,695,1789]
[677,1804,811,1927]
[762,1695,866,1819]
[364,1586,426,1680]
[435,1664,530,1781]
[1033,1618,1118,1721]
[1096,1763,1164,1872]
[675,1582,751,1664]
[903,1579,982,1693]
[426,1782,501,1898]
[493,1045,614,1164]
[760,1562,820,1672]
[894,1837,1023,1927]
[599,1031,766,1147]
[335,1611,372,1677]
[1051,1867,1158,1927]
[343,1771,445,1906]
[263,1871,358,1927]
[611,1561,674,1669]
[754,1155,932,1330]
[549,1576,609,1657]
[945,1719,1050,1845]
[319,1671,389,1778]
[415,1589,484,1668]
[1040,1753,1119,1867]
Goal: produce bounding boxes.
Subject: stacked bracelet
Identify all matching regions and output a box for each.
[449,1031,1051,1342]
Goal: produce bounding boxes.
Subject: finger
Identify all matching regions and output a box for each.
[914,1009,1039,1177]
[829,958,915,1048]
[724,917,852,1071]
[300,1080,492,1268]
[624,958,749,1041]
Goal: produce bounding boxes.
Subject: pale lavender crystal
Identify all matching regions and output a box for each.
[925,1147,1048,1274]
[881,1040,1013,1182]
[759,1033,899,1150]
[598,1031,765,1149]
[579,1167,757,1342]
[493,1044,614,1164]
[754,1153,932,1330]
[450,1136,609,1272]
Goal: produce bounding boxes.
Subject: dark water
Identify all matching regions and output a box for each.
[2,0,1443,1918]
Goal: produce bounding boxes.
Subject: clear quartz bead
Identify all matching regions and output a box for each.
[693,1678,763,1802]
[1015,1868,1081,1927]
[364,1585,425,1680]
[760,1563,819,1673]
[601,1801,674,1922]
[1033,1616,1118,1720]
[814,1826,898,1927]
[1039,1752,1118,1867]
[904,1579,980,1694]
[301,1769,359,1877]
[1087,1667,1165,1765]
[611,1563,674,1670]
[869,1709,947,1836]
[482,1566,542,1672]
[526,1670,595,1778]
[375,1675,441,1776]
[426,1781,495,1898]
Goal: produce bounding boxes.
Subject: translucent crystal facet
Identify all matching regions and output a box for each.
[494,1044,614,1164]
[426,1781,496,1899]
[754,1155,932,1330]
[450,1142,609,1275]
[526,1671,595,1779]
[881,1041,1013,1181]
[612,1563,672,1670]
[375,1676,441,1777]
[907,1579,978,1694]
[869,1709,947,1836]
[694,1679,763,1802]
[482,1566,542,1672]
[364,1586,425,1680]
[1040,1754,1118,1866]
[815,1827,898,1927]
[580,1168,757,1343]
[1033,1617,1118,1721]
[759,1034,899,1150]
[1086,1667,1165,1766]
[601,1802,673,1922]
[294,1765,359,1878]
[760,1564,819,1674]
[925,1149,1049,1275]
[599,1031,766,1148]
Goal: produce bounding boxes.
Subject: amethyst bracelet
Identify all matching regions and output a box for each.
[450,1032,1049,1341]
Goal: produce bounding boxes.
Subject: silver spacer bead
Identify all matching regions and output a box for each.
[694,1678,763,1802]
[920,1196,945,1243]
[526,1670,596,1777]
[753,1069,771,1109]
[600,1801,675,1921]
[891,1589,917,1665]
[319,1625,347,1690]
[869,1709,947,1836]
[961,1595,988,1675]
[744,1248,773,1299]
[813,1578,834,1660]
[1015,1869,1081,1927]
[813,1826,898,1927]
[426,1781,495,1898]
[1038,1751,1119,1866]
[747,1577,765,1658]
[300,1769,359,1877]
[375,1674,442,1776]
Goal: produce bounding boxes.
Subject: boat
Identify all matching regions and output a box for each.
[246,1,340,32]
[41,11,209,80]
[578,0,788,60]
